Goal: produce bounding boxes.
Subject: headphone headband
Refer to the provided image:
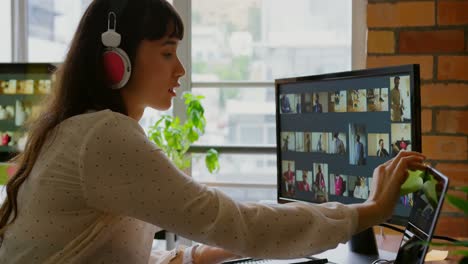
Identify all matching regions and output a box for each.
[110,0,128,17]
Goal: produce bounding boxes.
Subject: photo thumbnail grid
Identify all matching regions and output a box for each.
[279,75,413,203]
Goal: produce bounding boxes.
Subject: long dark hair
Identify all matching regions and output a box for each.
[0,0,183,235]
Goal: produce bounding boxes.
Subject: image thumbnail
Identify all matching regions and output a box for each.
[328,90,347,113]
[17,80,34,94]
[347,89,367,112]
[313,163,329,202]
[0,104,15,120]
[329,174,348,197]
[1,80,17,94]
[367,88,389,112]
[312,132,329,153]
[390,76,411,122]
[304,132,312,152]
[280,94,299,114]
[314,92,329,113]
[296,170,313,192]
[295,132,304,152]
[349,124,367,165]
[282,160,296,196]
[281,132,296,152]
[349,176,369,199]
[391,123,412,156]
[328,132,347,155]
[35,80,52,94]
[15,100,33,127]
[368,133,390,157]
[0,131,26,151]
[400,193,414,208]
[0,131,13,147]
[301,93,313,113]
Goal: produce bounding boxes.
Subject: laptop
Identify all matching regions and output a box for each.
[391,166,449,264]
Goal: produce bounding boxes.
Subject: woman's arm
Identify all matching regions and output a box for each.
[79,113,358,259]
[79,112,424,259]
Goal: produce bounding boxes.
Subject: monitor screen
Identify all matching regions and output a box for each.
[0,63,56,162]
[275,64,421,225]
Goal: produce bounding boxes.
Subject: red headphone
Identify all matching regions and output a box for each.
[101,11,131,89]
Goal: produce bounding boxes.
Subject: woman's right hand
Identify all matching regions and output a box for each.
[352,150,426,231]
[368,150,426,220]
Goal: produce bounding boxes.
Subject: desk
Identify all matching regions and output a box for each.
[311,233,459,264]
[312,241,396,264]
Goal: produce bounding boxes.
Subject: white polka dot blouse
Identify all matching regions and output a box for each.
[0,110,358,263]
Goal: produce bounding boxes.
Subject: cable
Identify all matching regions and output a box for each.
[378,223,460,243]
[433,235,460,243]
[371,259,393,264]
[378,223,404,233]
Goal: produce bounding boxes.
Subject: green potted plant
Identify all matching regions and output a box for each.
[147,92,220,246]
[435,186,468,262]
[147,92,220,174]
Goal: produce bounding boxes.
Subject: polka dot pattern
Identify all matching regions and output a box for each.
[0,110,358,263]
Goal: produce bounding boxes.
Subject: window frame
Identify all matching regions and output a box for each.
[10,0,368,189]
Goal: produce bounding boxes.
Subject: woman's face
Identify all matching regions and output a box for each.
[127,36,186,111]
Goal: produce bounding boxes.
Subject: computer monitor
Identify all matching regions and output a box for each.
[275,64,421,254]
[0,63,56,162]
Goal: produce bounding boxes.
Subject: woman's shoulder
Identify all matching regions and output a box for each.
[63,109,145,136]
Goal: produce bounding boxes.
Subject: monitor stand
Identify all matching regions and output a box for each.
[348,227,379,255]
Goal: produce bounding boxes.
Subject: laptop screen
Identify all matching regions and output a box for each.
[394,167,449,264]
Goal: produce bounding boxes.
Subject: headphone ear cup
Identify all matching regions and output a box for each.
[103,48,132,89]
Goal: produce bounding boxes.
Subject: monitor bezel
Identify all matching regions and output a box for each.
[0,63,57,75]
[274,64,421,226]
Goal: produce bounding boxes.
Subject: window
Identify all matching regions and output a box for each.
[192,87,275,146]
[186,0,354,202]
[0,0,12,62]
[28,0,92,62]
[192,0,352,82]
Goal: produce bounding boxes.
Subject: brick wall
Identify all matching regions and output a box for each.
[367,0,468,238]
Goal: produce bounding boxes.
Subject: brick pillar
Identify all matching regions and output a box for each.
[367,0,468,238]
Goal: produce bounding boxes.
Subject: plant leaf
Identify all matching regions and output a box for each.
[450,250,468,257]
[447,195,468,215]
[450,186,468,194]
[205,148,220,173]
[147,92,217,173]
[187,127,199,143]
[429,241,468,247]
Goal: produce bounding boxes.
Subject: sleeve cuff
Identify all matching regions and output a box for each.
[182,244,199,264]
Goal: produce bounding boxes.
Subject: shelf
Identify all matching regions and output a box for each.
[0,94,45,105]
[0,120,23,131]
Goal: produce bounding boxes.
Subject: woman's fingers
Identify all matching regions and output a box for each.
[387,151,426,172]
[407,161,427,172]
[393,156,425,184]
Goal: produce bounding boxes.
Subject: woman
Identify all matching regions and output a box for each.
[0,1,426,263]
[314,165,328,202]
[354,177,370,199]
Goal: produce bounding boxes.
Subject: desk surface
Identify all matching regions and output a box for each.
[312,234,459,264]
[312,242,396,264]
